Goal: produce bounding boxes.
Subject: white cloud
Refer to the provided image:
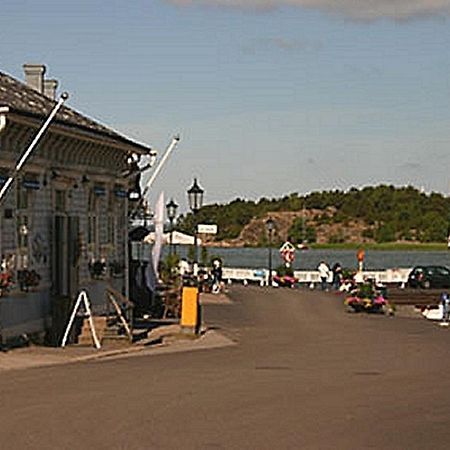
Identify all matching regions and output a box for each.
[166,0,450,21]
[241,36,322,54]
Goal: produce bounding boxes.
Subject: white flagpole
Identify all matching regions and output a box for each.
[0,92,69,203]
[141,135,180,200]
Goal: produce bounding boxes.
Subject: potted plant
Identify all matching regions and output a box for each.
[17,269,41,292]
[274,264,297,288]
[89,259,107,279]
[0,271,13,296]
[109,261,125,278]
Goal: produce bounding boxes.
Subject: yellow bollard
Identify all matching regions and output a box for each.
[180,286,200,333]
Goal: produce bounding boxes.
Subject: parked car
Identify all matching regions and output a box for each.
[407,265,450,289]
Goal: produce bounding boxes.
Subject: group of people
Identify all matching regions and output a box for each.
[179,258,224,294]
[317,261,344,291]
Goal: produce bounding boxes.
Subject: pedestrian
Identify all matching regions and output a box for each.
[211,259,223,294]
[179,258,191,276]
[441,292,450,324]
[332,262,343,290]
[317,261,331,291]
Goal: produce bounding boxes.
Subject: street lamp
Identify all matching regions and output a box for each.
[166,198,178,256]
[266,217,275,287]
[187,178,204,270]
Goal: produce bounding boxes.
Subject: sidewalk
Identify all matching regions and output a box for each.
[0,293,235,374]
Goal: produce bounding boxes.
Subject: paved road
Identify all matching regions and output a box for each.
[1,286,450,449]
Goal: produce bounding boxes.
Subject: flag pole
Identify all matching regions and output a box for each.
[0,92,69,203]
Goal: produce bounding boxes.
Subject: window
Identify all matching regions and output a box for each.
[108,189,115,213]
[87,188,98,247]
[88,216,97,245]
[88,189,97,213]
[17,184,28,210]
[55,190,66,213]
[107,215,116,246]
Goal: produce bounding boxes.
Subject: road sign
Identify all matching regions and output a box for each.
[279,241,296,263]
[197,224,218,235]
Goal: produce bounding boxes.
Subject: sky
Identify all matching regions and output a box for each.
[1,0,450,211]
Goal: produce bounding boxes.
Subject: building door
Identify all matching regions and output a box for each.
[50,215,80,345]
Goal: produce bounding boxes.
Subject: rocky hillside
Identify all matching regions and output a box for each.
[206,209,373,247]
[183,185,450,247]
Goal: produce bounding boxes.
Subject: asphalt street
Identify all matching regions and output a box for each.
[1,286,450,449]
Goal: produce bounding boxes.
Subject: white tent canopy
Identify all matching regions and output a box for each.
[144,230,202,246]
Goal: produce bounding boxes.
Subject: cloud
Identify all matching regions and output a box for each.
[397,162,422,171]
[166,1,450,21]
[241,36,322,54]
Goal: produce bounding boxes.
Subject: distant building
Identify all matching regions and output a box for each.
[0,64,151,345]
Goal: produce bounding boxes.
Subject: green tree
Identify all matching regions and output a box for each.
[200,246,209,266]
[419,212,448,242]
[375,223,396,243]
[176,184,450,245]
[288,217,317,244]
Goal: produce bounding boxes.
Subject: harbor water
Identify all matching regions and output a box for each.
[165,246,450,271]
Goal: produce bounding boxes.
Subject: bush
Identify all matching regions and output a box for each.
[362,228,374,239]
[276,264,294,277]
[328,233,345,244]
[375,223,396,243]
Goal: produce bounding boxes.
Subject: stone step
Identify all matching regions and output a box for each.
[76,316,107,346]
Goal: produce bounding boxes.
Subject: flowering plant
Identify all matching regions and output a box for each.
[344,281,392,314]
[89,259,107,279]
[0,271,13,296]
[17,269,41,292]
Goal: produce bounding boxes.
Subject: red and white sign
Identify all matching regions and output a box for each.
[279,241,296,263]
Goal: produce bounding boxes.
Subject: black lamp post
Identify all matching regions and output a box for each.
[266,217,275,287]
[187,178,204,267]
[166,198,178,256]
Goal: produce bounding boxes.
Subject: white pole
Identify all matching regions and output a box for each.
[141,135,180,200]
[0,92,69,203]
[83,291,101,349]
[61,290,83,348]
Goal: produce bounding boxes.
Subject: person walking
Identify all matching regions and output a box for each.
[441,292,450,325]
[317,261,331,291]
[332,262,343,290]
[211,259,223,294]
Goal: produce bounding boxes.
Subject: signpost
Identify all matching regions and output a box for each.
[279,241,296,265]
[197,224,218,235]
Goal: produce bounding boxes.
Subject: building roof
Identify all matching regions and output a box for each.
[0,70,150,153]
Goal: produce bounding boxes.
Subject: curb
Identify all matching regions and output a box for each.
[0,328,236,373]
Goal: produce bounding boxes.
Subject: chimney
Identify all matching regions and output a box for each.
[23,64,46,94]
[43,79,58,100]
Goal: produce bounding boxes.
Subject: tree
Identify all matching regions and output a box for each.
[288,217,317,244]
[176,184,450,245]
[419,212,448,242]
[375,223,396,243]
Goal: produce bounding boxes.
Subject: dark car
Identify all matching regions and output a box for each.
[407,265,450,289]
